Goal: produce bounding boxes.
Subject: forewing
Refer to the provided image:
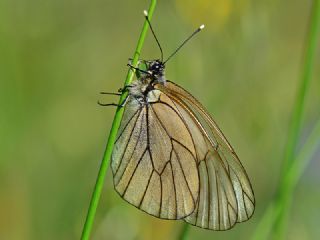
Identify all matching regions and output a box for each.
[111,95,199,220]
[155,81,255,229]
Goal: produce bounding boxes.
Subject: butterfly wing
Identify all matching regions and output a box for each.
[111,96,199,220]
[155,81,255,230]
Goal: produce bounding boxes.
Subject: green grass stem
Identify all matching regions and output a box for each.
[178,223,190,240]
[273,1,320,238]
[252,1,320,239]
[80,1,157,239]
[282,0,320,173]
[252,117,320,240]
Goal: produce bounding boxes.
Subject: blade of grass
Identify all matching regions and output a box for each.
[178,223,190,240]
[282,0,320,173]
[252,118,320,240]
[251,203,276,240]
[273,0,320,238]
[252,1,320,239]
[80,1,157,239]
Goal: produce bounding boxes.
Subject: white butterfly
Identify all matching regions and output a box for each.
[104,14,254,230]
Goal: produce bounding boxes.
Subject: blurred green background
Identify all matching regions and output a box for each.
[0,0,319,239]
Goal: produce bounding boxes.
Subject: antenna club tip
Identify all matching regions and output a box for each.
[143,10,148,17]
[200,24,205,30]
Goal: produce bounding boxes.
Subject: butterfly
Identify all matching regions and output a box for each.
[101,10,255,230]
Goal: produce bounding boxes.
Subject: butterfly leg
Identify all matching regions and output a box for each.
[98,95,129,108]
[127,63,150,75]
[100,91,121,96]
[118,84,134,93]
[128,59,152,69]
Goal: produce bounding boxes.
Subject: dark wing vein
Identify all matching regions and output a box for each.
[173,147,195,206]
[170,161,178,219]
[122,148,148,197]
[215,168,221,230]
[114,110,144,177]
[139,169,154,208]
[156,100,198,159]
[115,108,141,143]
[205,161,211,228]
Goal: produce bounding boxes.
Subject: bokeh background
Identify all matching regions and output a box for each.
[0,0,319,239]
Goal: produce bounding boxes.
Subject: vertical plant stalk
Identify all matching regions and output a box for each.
[251,118,320,240]
[178,223,190,240]
[282,0,320,171]
[252,1,320,239]
[80,1,157,239]
[273,0,320,239]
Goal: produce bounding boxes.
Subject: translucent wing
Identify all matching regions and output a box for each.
[155,81,255,230]
[111,96,199,220]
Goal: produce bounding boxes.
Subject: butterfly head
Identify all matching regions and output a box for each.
[147,60,165,78]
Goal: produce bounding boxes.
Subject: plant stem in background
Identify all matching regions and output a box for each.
[273,0,320,238]
[178,223,190,240]
[252,118,320,240]
[252,1,320,239]
[282,1,320,173]
[80,1,157,239]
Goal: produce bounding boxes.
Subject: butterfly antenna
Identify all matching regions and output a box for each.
[144,10,164,62]
[164,24,205,64]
